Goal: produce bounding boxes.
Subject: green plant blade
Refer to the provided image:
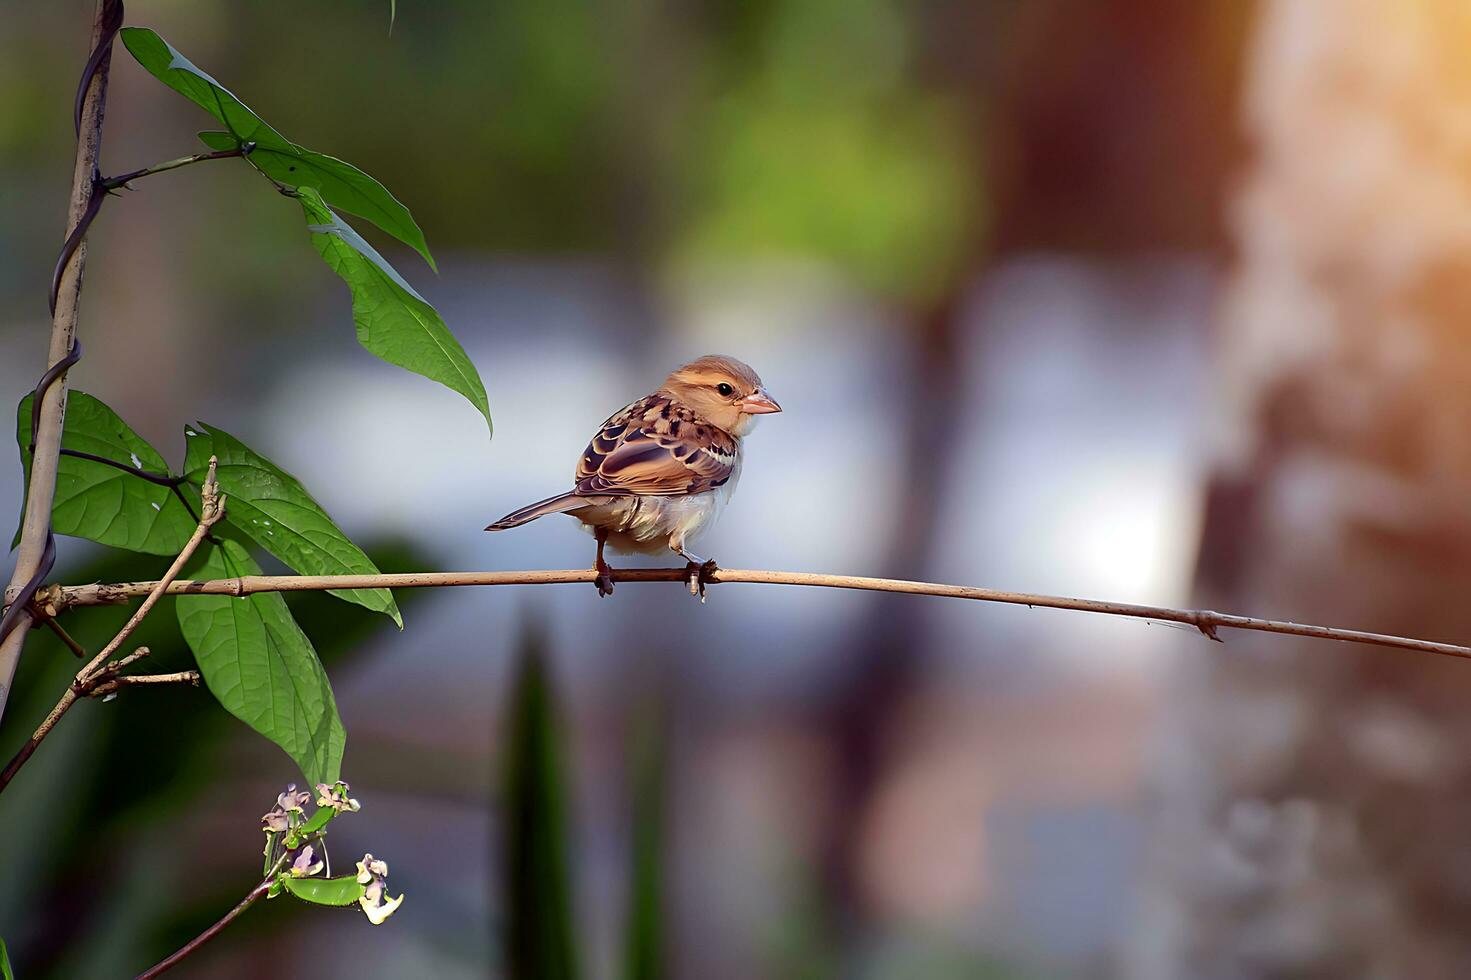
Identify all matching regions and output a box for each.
[182,423,401,626]
[13,392,195,555]
[298,803,338,837]
[119,28,292,151]
[198,131,435,272]
[120,28,435,268]
[177,536,345,786]
[1,935,12,980]
[298,188,491,433]
[503,622,578,980]
[282,874,367,907]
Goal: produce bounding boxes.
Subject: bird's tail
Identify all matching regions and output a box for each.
[485,492,587,531]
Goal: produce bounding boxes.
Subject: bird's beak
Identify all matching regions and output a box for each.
[739,388,782,414]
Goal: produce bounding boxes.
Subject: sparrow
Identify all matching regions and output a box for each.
[486,354,782,597]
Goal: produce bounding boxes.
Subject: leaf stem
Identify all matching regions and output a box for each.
[52,448,185,487]
[243,149,298,197]
[102,145,250,191]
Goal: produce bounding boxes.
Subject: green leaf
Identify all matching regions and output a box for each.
[181,423,401,626]
[1,935,13,980]
[286,800,340,850]
[197,131,435,272]
[282,874,366,907]
[177,536,344,786]
[299,802,338,837]
[119,28,292,152]
[13,392,195,555]
[503,623,578,980]
[298,188,491,433]
[120,28,434,269]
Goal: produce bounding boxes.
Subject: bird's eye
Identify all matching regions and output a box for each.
[716,382,735,397]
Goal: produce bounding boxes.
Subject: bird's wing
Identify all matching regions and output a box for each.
[574,395,737,497]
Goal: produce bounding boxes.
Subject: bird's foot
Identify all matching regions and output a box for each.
[683,558,718,602]
[594,560,615,598]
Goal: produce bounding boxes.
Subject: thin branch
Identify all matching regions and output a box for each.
[0,463,224,796]
[0,0,118,725]
[137,854,286,980]
[20,565,1471,662]
[75,458,224,682]
[39,612,87,659]
[0,684,83,792]
[89,670,200,698]
[102,145,250,191]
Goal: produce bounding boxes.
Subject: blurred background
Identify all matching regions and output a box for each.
[5,0,1471,977]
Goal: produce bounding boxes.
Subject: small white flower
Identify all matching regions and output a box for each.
[355,852,403,924]
[315,780,361,813]
[262,784,310,833]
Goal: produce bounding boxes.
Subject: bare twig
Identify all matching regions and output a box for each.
[89,670,200,699]
[18,564,1471,662]
[0,0,118,724]
[0,464,224,795]
[75,457,225,683]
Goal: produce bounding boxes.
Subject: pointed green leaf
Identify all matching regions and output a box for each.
[181,423,401,626]
[197,131,241,152]
[118,27,434,268]
[299,802,338,837]
[282,874,366,907]
[177,537,345,785]
[13,392,195,554]
[120,28,293,151]
[1,935,12,980]
[298,188,491,432]
[199,131,435,272]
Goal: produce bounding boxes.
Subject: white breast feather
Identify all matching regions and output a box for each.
[573,451,742,555]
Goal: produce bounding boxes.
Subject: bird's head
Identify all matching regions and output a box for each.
[660,354,781,436]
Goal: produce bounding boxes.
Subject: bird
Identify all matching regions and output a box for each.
[486,354,781,597]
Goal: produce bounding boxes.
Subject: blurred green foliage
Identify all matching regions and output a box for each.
[624,697,667,980]
[676,0,974,300]
[502,622,579,979]
[0,0,1255,974]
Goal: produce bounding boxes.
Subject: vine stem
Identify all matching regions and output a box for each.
[0,0,118,724]
[19,566,1471,662]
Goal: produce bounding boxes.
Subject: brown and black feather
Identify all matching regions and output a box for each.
[485,394,738,531]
